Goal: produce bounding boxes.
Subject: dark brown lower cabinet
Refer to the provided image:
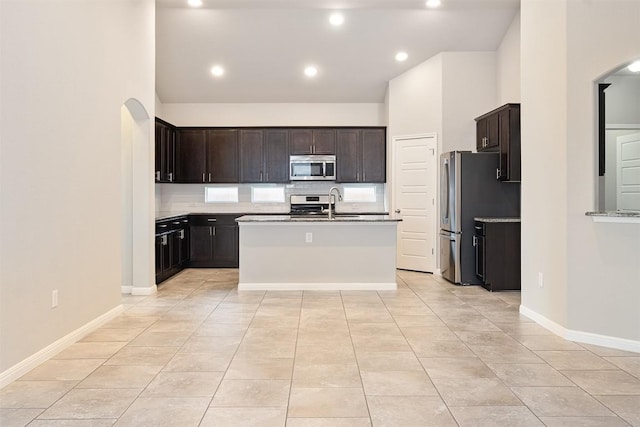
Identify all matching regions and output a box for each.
[188,215,239,268]
[474,220,521,291]
[155,217,189,284]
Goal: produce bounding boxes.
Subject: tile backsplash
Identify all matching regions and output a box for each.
[156,182,386,215]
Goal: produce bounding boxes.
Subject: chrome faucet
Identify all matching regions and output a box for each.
[328,186,343,220]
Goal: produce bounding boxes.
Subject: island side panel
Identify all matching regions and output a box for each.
[238,222,397,290]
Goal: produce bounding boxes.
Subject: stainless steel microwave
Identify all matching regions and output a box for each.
[289,155,336,181]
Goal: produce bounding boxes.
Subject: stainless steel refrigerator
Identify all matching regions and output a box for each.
[440,151,520,285]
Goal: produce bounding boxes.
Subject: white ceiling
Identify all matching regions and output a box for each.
[156,0,520,103]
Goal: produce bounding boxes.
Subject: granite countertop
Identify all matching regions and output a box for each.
[156,211,389,222]
[585,211,640,218]
[236,214,401,223]
[474,217,521,223]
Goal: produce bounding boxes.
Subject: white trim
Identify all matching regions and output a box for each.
[606,124,640,130]
[121,286,133,294]
[434,268,442,276]
[0,305,124,389]
[590,216,640,224]
[238,282,398,291]
[520,305,640,353]
[131,285,157,296]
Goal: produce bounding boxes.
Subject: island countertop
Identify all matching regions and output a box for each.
[236,214,401,223]
[474,217,521,223]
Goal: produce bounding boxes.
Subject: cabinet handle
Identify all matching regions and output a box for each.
[202,173,206,182]
[179,230,185,239]
[168,172,173,182]
[310,145,313,154]
[208,172,212,182]
[473,235,477,247]
[209,227,212,236]
[172,221,180,225]
[211,226,216,236]
[260,171,263,181]
[155,171,161,181]
[496,168,500,180]
[207,218,216,222]
[265,172,269,181]
[161,235,168,245]
[158,224,168,228]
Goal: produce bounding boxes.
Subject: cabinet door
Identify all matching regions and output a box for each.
[476,119,487,151]
[239,129,264,183]
[155,235,164,278]
[313,129,336,154]
[336,129,359,182]
[164,126,175,182]
[486,113,500,149]
[170,231,181,270]
[189,225,214,263]
[213,224,239,267]
[176,129,207,183]
[207,129,238,183]
[497,109,510,181]
[289,129,313,155]
[361,129,386,183]
[155,122,163,182]
[264,129,289,182]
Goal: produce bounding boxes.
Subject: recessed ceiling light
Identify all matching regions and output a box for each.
[304,66,318,78]
[188,0,203,7]
[210,65,224,77]
[395,51,409,62]
[628,60,640,72]
[329,12,345,27]
[425,0,441,8]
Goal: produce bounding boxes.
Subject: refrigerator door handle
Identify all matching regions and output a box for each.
[441,158,449,224]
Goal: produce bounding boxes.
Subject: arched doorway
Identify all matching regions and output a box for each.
[121,98,155,295]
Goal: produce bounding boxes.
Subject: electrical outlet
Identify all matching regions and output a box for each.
[305,232,313,243]
[52,290,59,308]
[538,272,544,288]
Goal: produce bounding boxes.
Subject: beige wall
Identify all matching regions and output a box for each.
[497,11,521,104]
[564,0,640,342]
[0,0,156,372]
[521,0,640,346]
[520,0,569,328]
[442,52,497,152]
[159,103,385,127]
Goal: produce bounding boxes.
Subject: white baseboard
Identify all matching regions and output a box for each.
[131,285,157,296]
[121,286,133,294]
[520,305,640,353]
[0,305,124,389]
[238,282,398,291]
[434,268,442,276]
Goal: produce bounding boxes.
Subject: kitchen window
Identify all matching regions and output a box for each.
[343,186,376,203]
[251,186,285,203]
[205,186,239,203]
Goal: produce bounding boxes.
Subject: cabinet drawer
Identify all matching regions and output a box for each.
[188,214,239,226]
[155,216,188,234]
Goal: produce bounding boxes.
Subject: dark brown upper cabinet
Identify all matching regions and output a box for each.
[475,103,521,182]
[175,128,239,183]
[290,129,336,155]
[336,128,386,183]
[155,118,175,183]
[239,129,289,183]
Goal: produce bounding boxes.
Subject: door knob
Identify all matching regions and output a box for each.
[395,209,401,214]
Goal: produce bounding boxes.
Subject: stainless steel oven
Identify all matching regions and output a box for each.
[289,155,336,181]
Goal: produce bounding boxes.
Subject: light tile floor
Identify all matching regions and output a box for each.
[1,269,640,426]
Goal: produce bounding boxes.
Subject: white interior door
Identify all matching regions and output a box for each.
[393,135,437,272]
[617,132,640,211]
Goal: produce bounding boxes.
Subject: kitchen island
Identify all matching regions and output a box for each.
[236,215,401,291]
